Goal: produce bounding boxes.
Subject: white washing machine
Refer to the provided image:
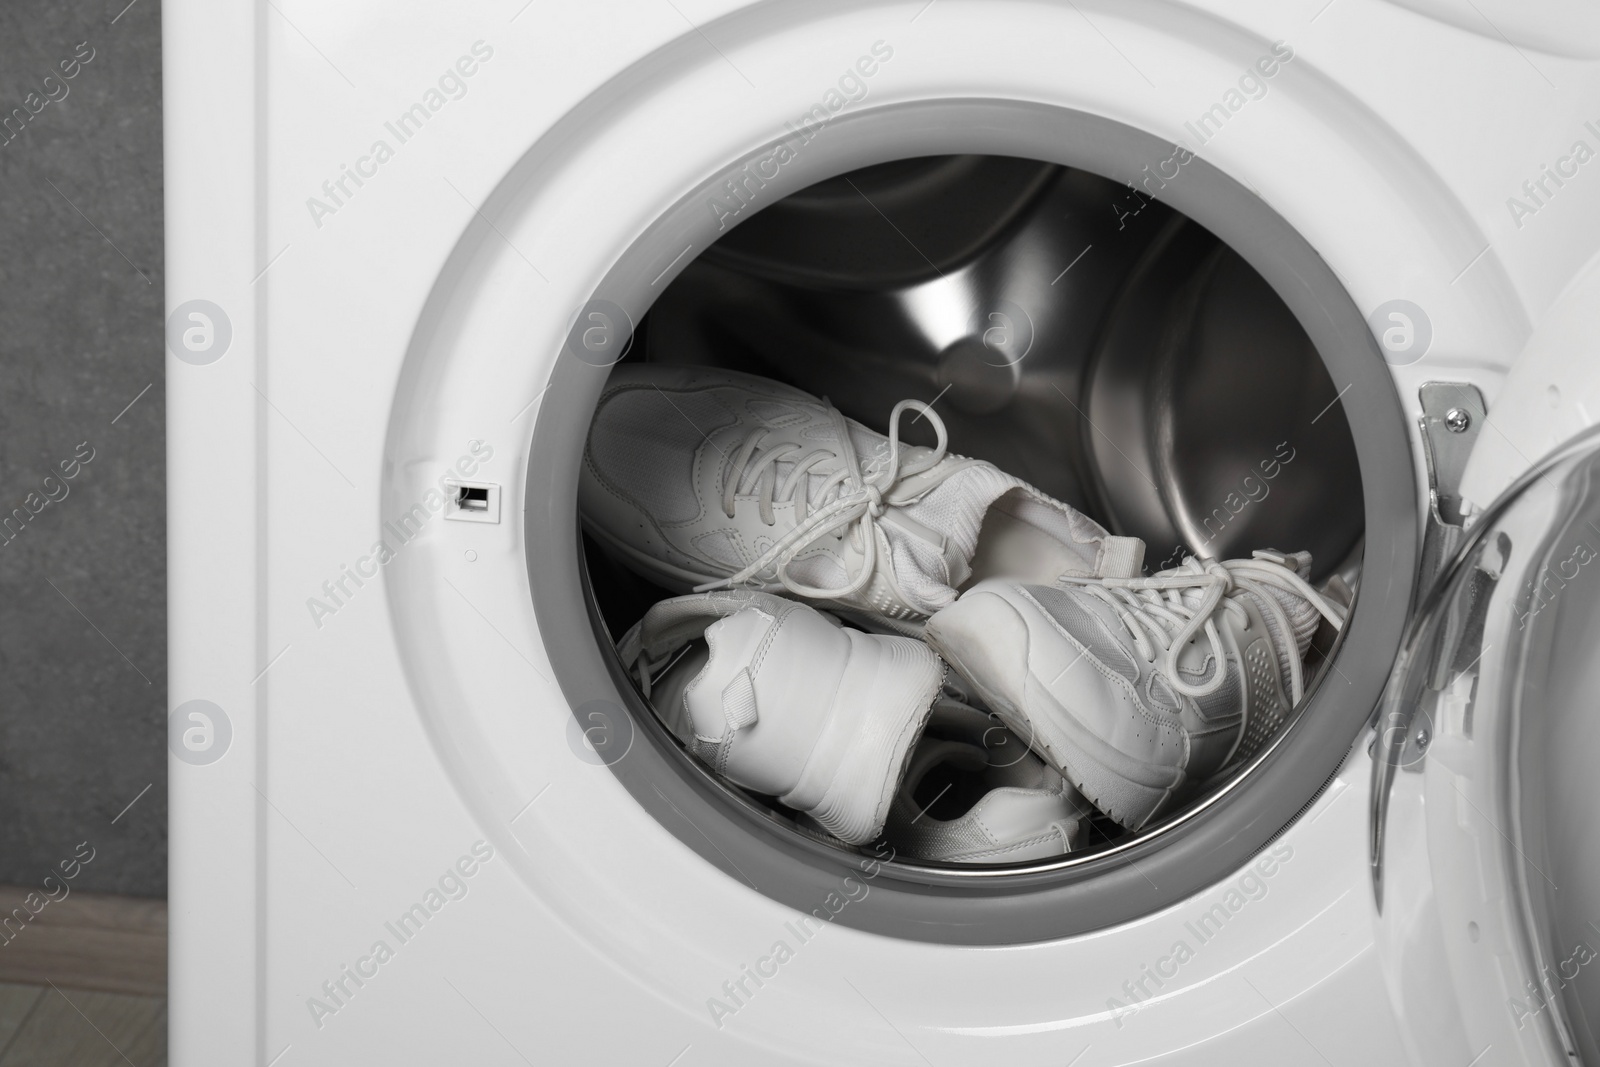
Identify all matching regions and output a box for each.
[163,0,1600,1063]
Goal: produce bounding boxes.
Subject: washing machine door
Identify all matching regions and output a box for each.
[1372,259,1600,1066]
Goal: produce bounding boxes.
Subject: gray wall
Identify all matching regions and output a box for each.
[0,0,165,896]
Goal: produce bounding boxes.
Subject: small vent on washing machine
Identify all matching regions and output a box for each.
[445,481,500,523]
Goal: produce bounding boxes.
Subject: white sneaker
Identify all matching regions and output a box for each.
[618,590,944,844]
[881,696,1087,863]
[581,364,1143,624]
[924,551,1348,830]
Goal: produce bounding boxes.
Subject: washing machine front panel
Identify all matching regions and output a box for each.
[380,4,1464,1057]
[166,0,1594,1062]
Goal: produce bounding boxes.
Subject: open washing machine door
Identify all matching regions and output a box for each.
[1373,254,1600,1067]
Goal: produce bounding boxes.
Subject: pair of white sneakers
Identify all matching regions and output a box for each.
[586,365,1348,858]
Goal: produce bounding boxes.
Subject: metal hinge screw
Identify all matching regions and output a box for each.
[1444,408,1472,433]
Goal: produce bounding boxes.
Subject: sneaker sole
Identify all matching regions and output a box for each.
[925,591,1185,831]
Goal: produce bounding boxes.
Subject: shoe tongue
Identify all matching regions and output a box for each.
[1122,585,1191,634]
[872,467,1019,615]
[808,420,915,505]
[1139,562,1237,642]
[818,419,941,500]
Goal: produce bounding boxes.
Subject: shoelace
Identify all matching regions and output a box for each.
[630,640,695,701]
[1059,552,1349,704]
[694,399,949,600]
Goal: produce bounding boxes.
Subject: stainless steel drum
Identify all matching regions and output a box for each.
[639,154,1363,580]
[533,117,1411,942]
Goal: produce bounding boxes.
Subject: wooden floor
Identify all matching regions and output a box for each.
[0,984,165,1066]
[0,887,166,1066]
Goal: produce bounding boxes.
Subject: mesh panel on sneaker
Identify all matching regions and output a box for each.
[886,797,1001,857]
[1237,553,1318,699]
[1256,584,1320,659]
[588,388,736,523]
[888,535,952,614]
[1259,551,1319,659]
[1239,587,1304,701]
[1229,639,1288,767]
[901,465,1020,566]
[1144,672,1182,715]
[844,421,892,467]
[1171,560,1317,710]
[691,528,745,569]
[1179,659,1242,725]
[1021,585,1141,685]
[782,548,849,592]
